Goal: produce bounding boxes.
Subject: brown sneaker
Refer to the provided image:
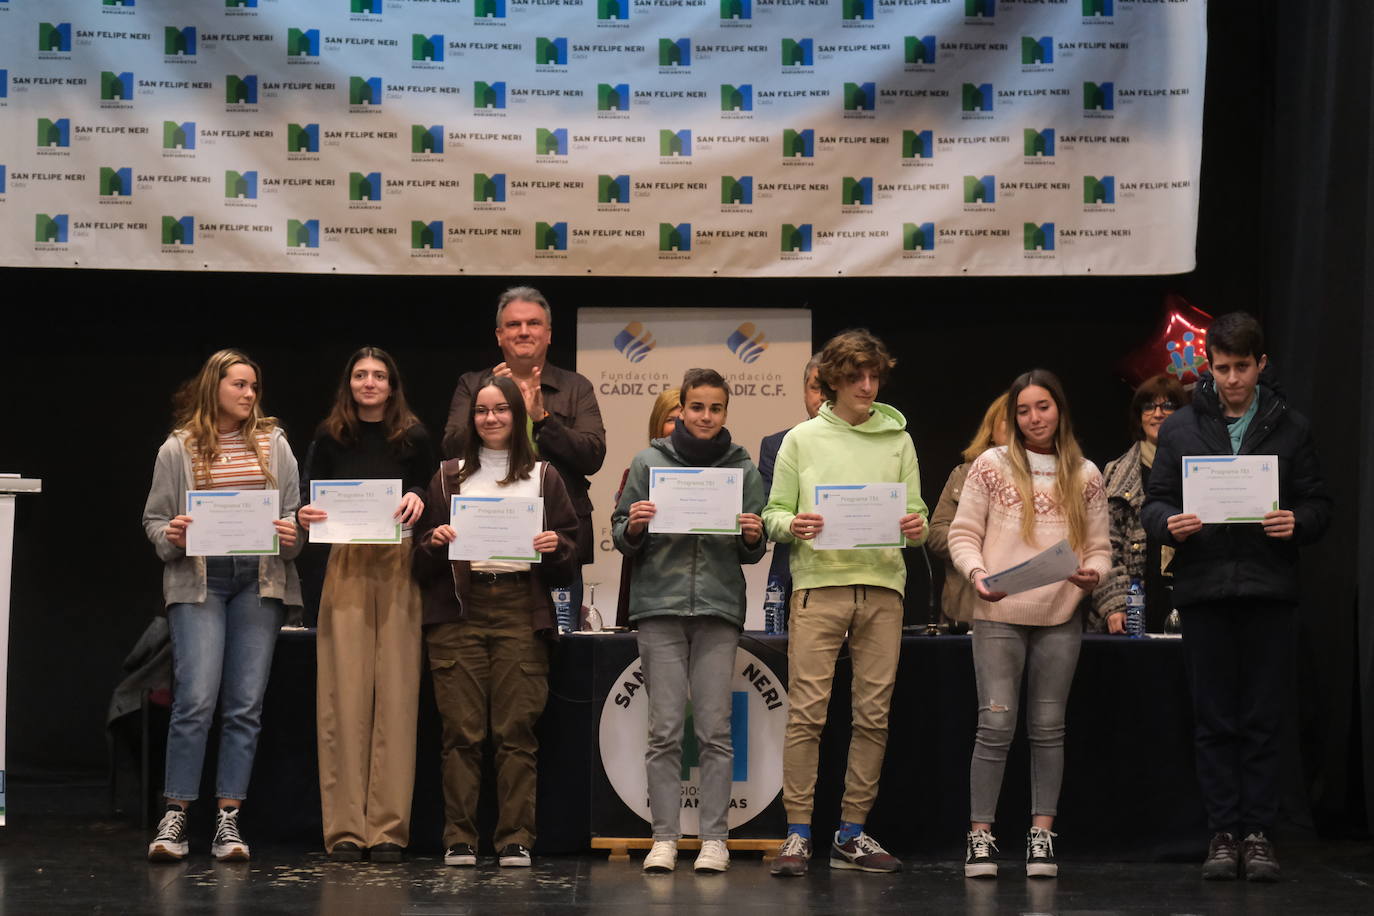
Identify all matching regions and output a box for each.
[770,832,812,877]
[829,830,902,873]
[1242,832,1280,883]
[1201,831,1239,881]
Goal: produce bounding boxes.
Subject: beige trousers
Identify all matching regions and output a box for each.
[316,540,422,852]
[782,584,904,824]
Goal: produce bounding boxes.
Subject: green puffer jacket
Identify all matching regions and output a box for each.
[611,436,767,627]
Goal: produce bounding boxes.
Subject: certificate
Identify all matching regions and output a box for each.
[309,479,402,544]
[1182,455,1279,523]
[982,539,1079,596]
[185,490,280,557]
[448,495,543,563]
[813,483,906,550]
[648,467,743,535]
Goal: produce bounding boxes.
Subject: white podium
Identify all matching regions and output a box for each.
[1,476,42,826]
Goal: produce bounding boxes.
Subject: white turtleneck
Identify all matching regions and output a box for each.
[460,448,540,572]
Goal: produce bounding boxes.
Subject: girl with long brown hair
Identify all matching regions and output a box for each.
[142,349,302,863]
[296,347,435,862]
[948,369,1110,879]
[412,374,579,869]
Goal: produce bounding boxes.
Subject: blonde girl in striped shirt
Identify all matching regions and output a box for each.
[142,349,303,863]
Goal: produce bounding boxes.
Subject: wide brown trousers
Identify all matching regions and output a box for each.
[316,540,422,852]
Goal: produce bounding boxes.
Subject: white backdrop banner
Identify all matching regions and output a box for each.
[0,0,1204,276]
[578,307,811,628]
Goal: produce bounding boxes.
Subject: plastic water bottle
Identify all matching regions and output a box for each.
[763,574,787,634]
[1125,578,1145,638]
[551,586,574,634]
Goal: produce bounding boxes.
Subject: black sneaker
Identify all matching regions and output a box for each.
[964,828,997,878]
[443,843,477,867]
[1242,832,1280,883]
[328,841,363,862]
[498,843,532,867]
[1201,831,1239,881]
[369,842,404,863]
[1025,827,1057,878]
[211,806,250,861]
[147,805,189,862]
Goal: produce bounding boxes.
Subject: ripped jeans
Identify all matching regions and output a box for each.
[968,616,1082,824]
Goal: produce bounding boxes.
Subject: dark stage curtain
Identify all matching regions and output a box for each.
[1251,0,1374,834]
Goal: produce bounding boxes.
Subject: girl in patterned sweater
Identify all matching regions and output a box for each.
[948,369,1110,879]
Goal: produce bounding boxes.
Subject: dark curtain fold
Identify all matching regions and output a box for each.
[1256,0,1373,833]
[1362,16,1374,841]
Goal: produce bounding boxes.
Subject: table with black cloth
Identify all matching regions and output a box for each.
[246,631,1204,859]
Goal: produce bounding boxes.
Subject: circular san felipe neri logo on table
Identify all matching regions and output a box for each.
[598,647,788,835]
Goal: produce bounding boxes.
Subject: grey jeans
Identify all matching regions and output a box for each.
[969,616,1082,823]
[636,615,739,841]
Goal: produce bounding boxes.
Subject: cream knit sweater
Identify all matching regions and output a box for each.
[949,446,1110,626]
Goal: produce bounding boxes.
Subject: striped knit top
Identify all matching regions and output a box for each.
[193,429,272,490]
[948,446,1110,627]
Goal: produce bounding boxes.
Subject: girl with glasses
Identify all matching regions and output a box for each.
[413,374,579,869]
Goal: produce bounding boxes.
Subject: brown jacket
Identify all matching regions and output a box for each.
[411,459,580,632]
[442,363,606,564]
[927,462,976,623]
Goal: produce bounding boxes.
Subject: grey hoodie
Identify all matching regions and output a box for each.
[142,427,304,609]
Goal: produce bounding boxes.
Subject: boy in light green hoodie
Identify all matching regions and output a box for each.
[761,329,927,877]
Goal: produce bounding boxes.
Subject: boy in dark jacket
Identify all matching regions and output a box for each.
[1141,312,1331,883]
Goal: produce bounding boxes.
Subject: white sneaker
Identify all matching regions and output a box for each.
[694,839,730,873]
[643,839,678,873]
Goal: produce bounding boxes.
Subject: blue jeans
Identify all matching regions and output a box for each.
[165,557,285,801]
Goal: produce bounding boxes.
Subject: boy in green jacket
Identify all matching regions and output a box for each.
[612,368,767,875]
[762,329,928,876]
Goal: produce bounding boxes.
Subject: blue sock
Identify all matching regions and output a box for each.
[837,821,863,844]
[787,823,811,841]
